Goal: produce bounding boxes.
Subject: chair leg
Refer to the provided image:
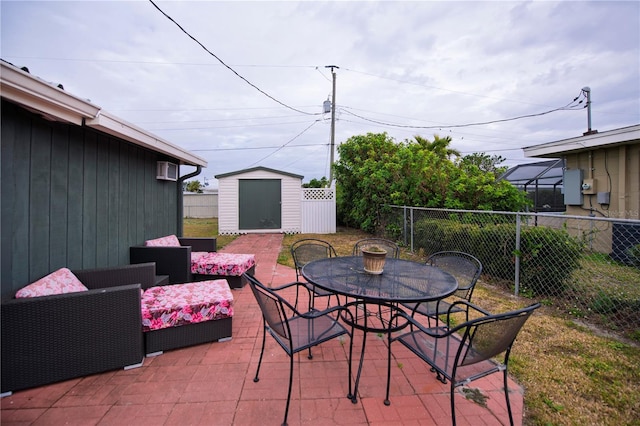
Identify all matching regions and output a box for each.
[254,323,267,382]
[450,381,457,426]
[282,353,295,426]
[384,333,393,406]
[503,368,515,426]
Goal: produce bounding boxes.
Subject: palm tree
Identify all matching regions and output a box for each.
[412,134,460,159]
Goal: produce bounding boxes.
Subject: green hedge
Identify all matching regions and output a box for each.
[413,218,583,296]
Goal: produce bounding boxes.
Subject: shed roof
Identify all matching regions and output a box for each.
[215,166,303,180]
[0,60,207,167]
[523,124,640,158]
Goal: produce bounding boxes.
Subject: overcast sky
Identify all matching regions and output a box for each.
[2,1,639,186]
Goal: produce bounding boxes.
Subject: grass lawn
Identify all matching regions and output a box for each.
[184,218,640,426]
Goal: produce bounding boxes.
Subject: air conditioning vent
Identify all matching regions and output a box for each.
[157,161,178,181]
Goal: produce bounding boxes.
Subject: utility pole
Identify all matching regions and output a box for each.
[326,65,338,183]
[582,86,597,135]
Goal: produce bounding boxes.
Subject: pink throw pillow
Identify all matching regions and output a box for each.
[15,268,88,298]
[145,235,181,247]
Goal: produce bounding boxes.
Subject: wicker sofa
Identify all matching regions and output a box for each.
[2,262,234,394]
[130,237,217,284]
[130,236,255,288]
[1,263,155,395]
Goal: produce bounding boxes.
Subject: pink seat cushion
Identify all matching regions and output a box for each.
[145,235,181,247]
[15,268,88,298]
[190,252,256,276]
[141,280,233,332]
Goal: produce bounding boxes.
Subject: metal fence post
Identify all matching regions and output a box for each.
[403,206,408,248]
[410,207,415,252]
[514,213,521,296]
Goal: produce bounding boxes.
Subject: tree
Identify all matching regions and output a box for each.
[412,134,460,159]
[459,153,508,178]
[302,177,329,188]
[334,133,529,233]
[185,180,203,193]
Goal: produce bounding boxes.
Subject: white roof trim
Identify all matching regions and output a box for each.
[0,61,100,125]
[1,61,206,167]
[86,111,206,166]
[523,124,640,158]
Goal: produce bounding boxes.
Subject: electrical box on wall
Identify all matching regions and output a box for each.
[582,178,596,195]
[563,169,583,205]
[157,161,178,181]
[597,192,610,205]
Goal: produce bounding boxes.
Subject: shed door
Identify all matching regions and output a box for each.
[239,179,281,230]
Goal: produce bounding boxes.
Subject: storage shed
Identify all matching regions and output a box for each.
[215,167,303,234]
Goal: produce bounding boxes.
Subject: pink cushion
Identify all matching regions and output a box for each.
[15,268,88,298]
[145,235,181,247]
[191,253,256,276]
[141,280,234,332]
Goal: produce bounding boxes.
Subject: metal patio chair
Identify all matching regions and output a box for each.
[401,251,482,326]
[245,273,354,426]
[352,237,400,258]
[385,301,540,426]
[291,238,340,309]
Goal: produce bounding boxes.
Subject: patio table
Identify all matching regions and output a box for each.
[302,256,458,403]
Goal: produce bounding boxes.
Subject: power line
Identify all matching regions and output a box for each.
[146,119,316,131]
[148,0,317,116]
[191,142,324,152]
[339,91,586,130]
[249,120,322,166]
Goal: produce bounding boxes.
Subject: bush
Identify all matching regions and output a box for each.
[412,218,583,296]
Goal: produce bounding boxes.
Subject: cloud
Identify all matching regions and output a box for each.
[1,1,638,183]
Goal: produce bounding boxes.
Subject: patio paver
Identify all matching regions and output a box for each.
[0,233,524,425]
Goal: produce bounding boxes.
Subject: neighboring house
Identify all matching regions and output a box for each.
[1,61,207,297]
[523,124,640,262]
[523,124,639,220]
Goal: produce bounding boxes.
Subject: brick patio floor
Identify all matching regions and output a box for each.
[1,233,524,425]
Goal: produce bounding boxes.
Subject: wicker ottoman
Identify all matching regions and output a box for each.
[191,252,256,289]
[141,279,233,355]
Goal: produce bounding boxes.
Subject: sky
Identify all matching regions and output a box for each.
[2,1,639,186]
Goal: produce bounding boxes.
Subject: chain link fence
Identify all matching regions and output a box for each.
[379,205,640,341]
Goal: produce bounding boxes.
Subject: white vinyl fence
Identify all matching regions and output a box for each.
[301,187,336,233]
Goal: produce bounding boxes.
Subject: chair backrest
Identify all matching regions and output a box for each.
[426,251,482,300]
[245,273,291,344]
[291,239,338,279]
[352,238,400,258]
[459,303,539,367]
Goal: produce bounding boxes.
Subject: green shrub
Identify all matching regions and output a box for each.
[626,244,640,266]
[412,218,583,296]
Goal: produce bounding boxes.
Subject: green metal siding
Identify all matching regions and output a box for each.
[1,100,180,297]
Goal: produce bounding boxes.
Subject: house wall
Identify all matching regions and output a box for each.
[1,100,181,297]
[565,143,640,220]
[564,143,639,255]
[217,169,301,234]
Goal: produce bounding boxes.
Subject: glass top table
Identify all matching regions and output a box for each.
[302,256,459,404]
[302,256,458,304]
